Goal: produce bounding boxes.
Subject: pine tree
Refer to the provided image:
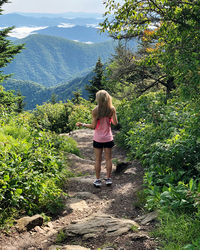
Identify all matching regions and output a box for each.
[0,1,24,83]
[85,58,104,102]
[72,90,82,104]
[50,93,57,104]
[16,91,25,113]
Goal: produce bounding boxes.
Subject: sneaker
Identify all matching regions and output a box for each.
[93,179,102,187]
[105,178,112,186]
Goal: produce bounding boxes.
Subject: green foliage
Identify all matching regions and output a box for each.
[116,91,200,213]
[56,229,67,244]
[101,0,200,99]
[0,0,24,82]
[32,99,93,133]
[0,111,79,227]
[67,100,94,131]
[0,85,26,121]
[152,211,200,250]
[32,102,71,133]
[116,91,200,246]
[3,71,94,110]
[85,57,104,102]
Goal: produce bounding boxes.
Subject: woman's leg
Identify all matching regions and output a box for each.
[104,147,112,178]
[94,147,103,179]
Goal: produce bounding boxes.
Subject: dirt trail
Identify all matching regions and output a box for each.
[0,129,158,250]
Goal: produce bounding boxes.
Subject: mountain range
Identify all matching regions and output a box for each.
[0,13,103,28]
[1,12,137,110]
[3,71,94,110]
[36,25,108,43]
[3,34,116,87]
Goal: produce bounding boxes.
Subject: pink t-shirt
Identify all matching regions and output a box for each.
[93,117,113,143]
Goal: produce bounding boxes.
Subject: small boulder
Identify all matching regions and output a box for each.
[66,198,89,212]
[63,212,139,239]
[16,214,43,232]
[135,211,158,225]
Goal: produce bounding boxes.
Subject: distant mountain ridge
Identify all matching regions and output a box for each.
[3,71,94,110]
[36,25,108,43]
[3,34,115,87]
[0,13,103,27]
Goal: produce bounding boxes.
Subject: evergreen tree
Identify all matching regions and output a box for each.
[16,91,25,113]
[0,0,24,83]
[85,58,104,102]
[50,93,57,104]
[72,90,82,104]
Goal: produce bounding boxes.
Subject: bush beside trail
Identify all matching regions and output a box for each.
[116,91,200,249]
[0,98,93,229]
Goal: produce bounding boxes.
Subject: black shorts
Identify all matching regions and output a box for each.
[93,140,114,148]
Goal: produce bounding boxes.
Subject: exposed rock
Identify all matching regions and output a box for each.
[135,211,158,225]
[34,226,45,233]
[16,215,43,232]
[130,232,150,240]
[67,153,94,165]
[124,167,137,175]
[66,198,89,212]
[62,212,139,239]
[48,245,90,250]
[74,192,99,200]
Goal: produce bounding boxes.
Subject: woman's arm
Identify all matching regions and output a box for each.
[76,108,97,129]
[111,107,118,125]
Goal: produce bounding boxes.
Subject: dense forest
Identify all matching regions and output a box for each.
[3,35,116,86]
[0,0,200,249]
[3,71,93,110]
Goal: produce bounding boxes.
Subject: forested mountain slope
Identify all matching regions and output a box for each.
[3,71,93,110]
[3,34,115,87]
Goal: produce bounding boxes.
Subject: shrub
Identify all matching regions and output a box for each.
[116,91,200,213]
[32,99,94,133]
[0,114,79,227]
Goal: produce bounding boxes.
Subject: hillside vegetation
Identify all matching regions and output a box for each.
[0,86,94,227]
[3,34,115,87]
[101,0,200,249]
[3,72,93,110]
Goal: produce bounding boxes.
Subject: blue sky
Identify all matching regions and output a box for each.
[3,0,106,13]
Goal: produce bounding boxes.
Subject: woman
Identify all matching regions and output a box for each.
[76,90,118,187]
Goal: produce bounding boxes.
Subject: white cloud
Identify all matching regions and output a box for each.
[9,26,48,39]
[57,23,76,28]
[86,24,99,28]
[84,41,93,44]
[73,40,93,44]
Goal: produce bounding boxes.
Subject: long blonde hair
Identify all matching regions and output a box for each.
[96,90,113,119]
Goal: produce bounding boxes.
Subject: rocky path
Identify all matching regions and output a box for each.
[0,129,158,250]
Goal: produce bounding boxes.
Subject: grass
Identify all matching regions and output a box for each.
[55,229,66,244]
[152,211,200,249]
[130,225,139,232]
[133,189,147,209]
